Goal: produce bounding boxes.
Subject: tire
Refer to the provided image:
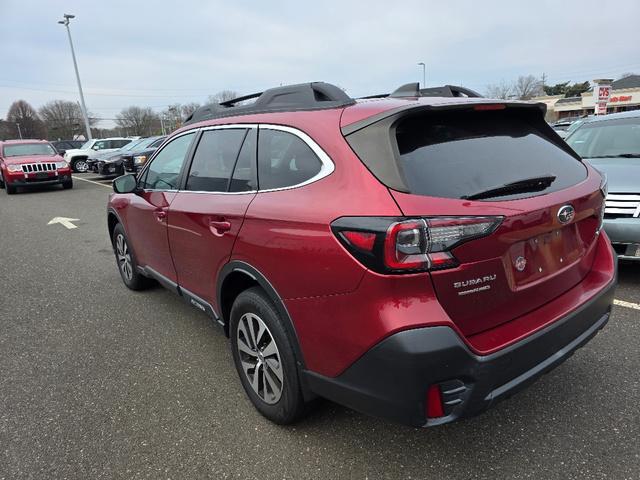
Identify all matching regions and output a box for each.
[62,180,73,190]
[0,171,5,189]
[112,223,152,290]
[6,184,16,195]
[71,158,89,173]
[230,287,306,424]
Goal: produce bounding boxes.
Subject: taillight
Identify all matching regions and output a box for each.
[384,219,429,270]
[331,216,502,274]
[597,173,608,234]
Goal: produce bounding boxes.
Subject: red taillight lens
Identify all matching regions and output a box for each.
[340,230,376,252]
[426,384,444,418]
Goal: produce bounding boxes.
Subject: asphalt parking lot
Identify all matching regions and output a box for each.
[0,176,638,480]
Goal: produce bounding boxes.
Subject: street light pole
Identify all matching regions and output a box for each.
[58,14,92,141]
[15,122,22,139]
[417,62,426,88]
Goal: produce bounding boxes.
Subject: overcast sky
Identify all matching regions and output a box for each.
[1,0,639,128]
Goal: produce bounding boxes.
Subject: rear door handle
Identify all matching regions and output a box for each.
[209,219,231,235]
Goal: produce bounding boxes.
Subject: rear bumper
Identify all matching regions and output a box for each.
[305,249,617,427]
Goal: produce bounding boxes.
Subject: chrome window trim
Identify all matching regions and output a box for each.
[257,123,335,193]
[177,123,334,195]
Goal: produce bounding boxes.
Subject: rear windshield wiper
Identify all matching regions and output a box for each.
[588,153,640,158]
[461,175,557,201]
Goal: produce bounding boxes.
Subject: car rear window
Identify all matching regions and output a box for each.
[393,110,587,200]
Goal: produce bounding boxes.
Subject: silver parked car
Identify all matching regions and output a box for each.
[567,110,640,260]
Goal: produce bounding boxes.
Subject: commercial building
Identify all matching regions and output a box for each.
[533,75,640,122]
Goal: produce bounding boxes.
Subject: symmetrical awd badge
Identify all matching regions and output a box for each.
[557,205,575,224]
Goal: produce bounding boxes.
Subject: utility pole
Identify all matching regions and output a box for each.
[16,122,22,139]
[541,72,547,92]
[58,14,92,141]
[418,62,426,88]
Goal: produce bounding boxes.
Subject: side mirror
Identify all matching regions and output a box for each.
[113,174,139,194]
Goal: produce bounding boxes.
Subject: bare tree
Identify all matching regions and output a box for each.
[181,102,201,118]
[486,80,514,99]
[0,119,16,140]
[39,100,95,140]
[115,106,160,136]
[6,100,45,138]
[513,75,543,100]
[208,90,239,104]
[620,72,638,79]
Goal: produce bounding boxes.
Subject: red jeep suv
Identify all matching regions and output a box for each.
[0,139,73,194]
[107,82,616,427]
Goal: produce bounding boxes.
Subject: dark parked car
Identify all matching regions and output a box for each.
[567,110,640,260]
[87,137,165,177]
[107,82,616,427]
[122,135,166,173]
[50,140,84,156]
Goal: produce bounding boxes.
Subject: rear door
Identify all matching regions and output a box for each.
[346,105,603,336]
[168,126,257,309]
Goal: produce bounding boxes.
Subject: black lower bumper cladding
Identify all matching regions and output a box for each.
[305,271,616,427]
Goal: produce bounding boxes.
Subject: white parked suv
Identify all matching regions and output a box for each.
[64,137,134,172]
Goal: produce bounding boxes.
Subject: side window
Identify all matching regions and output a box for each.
[93,140,108,150]
[230,129,257,192]
[113,139,131,148]
[257,129,323,190]
[140,132,195,190]
[186,129,247,192]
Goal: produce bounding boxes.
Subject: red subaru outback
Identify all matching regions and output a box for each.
[0,139,73,194]
[107,82,616,427]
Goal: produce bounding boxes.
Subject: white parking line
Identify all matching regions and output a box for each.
[72,175,113,189]
[614,299,640,311]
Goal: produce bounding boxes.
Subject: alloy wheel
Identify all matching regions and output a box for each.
[116,233,133,281]
[75,160,89,172]
[236,312,284,404]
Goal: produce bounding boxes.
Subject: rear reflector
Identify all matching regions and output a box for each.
[426,384,444,418]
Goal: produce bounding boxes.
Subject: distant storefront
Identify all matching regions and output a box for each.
[532,75,640,122]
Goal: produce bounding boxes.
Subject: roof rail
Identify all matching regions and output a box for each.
[184,82,355,125]
[359,83,483,100]
[391,82,483,98]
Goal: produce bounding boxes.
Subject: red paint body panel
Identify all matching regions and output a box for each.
[233,111,402,299]
[114,191,178,281]
[395,166,604,336]
[168,192,256,304]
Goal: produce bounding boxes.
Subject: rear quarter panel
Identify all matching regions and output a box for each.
[230,109,402,299]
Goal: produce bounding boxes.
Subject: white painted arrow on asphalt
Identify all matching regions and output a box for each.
[47,217,80,229]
